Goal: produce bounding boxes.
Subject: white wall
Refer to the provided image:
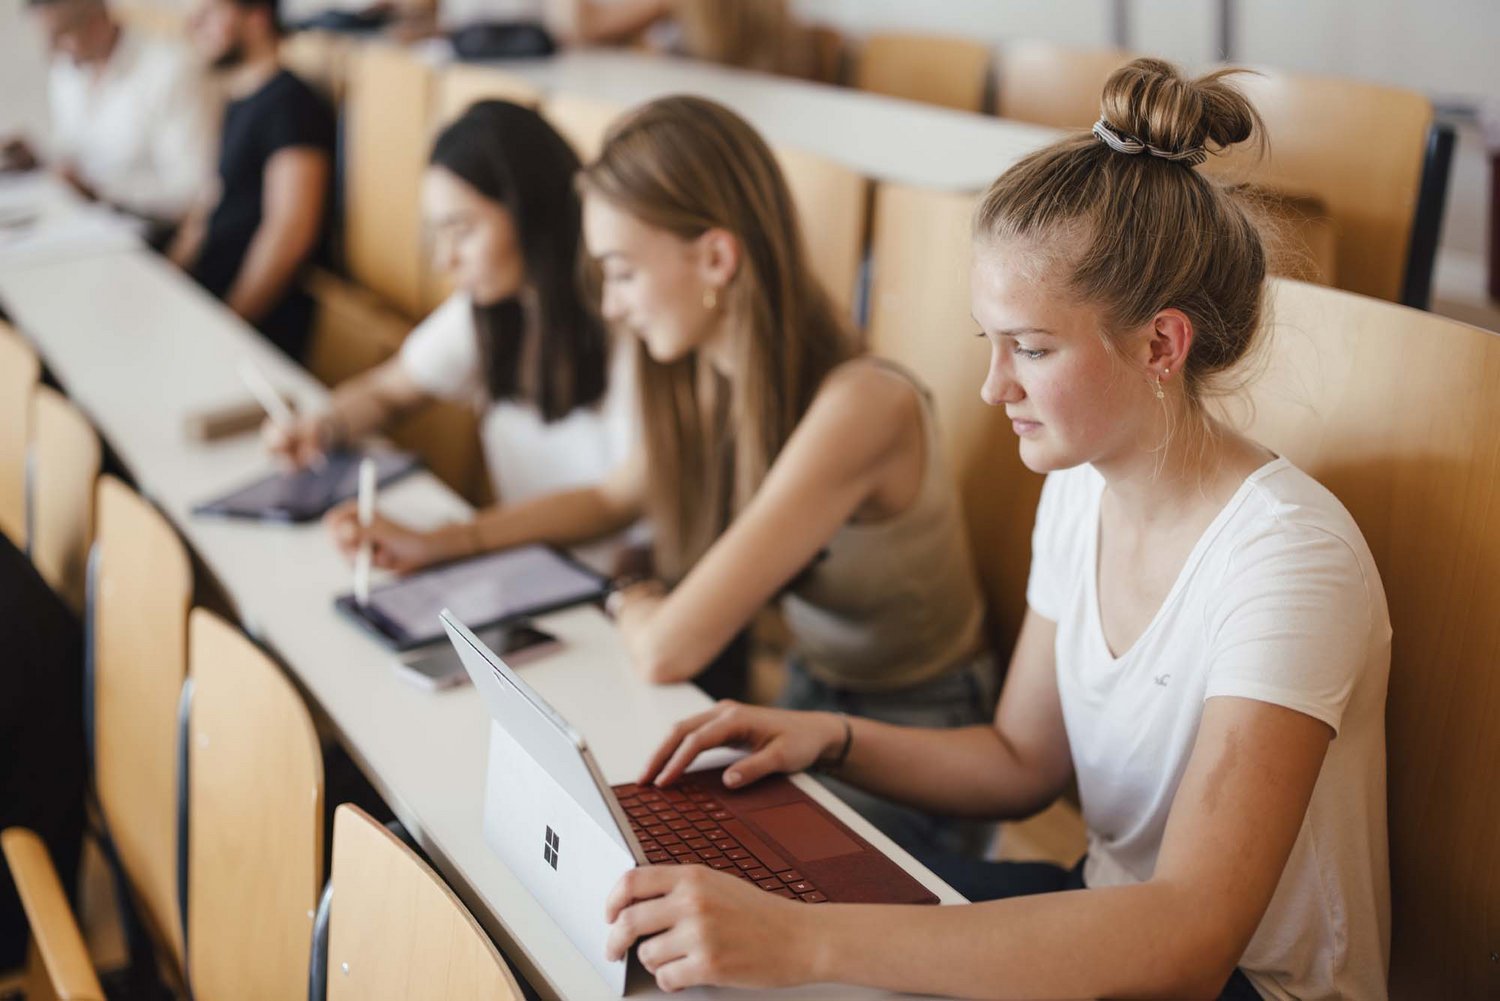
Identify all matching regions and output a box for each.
[1,0,52,141]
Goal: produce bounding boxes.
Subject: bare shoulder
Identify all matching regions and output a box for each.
[811,358,925,431]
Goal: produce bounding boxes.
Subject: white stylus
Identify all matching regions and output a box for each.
[239,359,326,471]
[354,457,377,607]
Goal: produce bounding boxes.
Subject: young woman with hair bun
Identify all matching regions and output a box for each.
[611,59,1391,1001]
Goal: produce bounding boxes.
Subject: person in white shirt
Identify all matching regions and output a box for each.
[8,0,216,237]
[603,59,1392,1001]
[268,100,636,570]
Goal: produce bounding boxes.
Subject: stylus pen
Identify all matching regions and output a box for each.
[354,457,377,607]
[239,359,326,470]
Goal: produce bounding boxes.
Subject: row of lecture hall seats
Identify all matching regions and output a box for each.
[269,37,1440,504]
[3,13,1490,999]
[5,252,1500,998]
[1,327,524,1001]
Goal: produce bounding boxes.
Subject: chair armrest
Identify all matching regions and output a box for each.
[1,827,105,1001]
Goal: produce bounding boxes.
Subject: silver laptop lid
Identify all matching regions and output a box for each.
[441,609,635,853]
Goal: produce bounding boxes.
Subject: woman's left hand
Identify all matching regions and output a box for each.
[605,864,821,992]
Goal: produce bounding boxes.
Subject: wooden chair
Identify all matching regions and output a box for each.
[1207,70,1436,305]
[28,386,101,616]
[183,609,324,1000]
[1,828,106,1001]
[304,270,489,505]
[865,182,1042,656]
[1222,280,1500,1000]
[541,93,626,164]
[995,41,1133,129]
[854,32,991,113]
[0,323,40,547]
[804,24,846,85]
[774,146,869,324]
[281,30,355,106]
[435,64,543,128]
[345,42,436,319]
[317,804,524,1001]
[88,476,193,977]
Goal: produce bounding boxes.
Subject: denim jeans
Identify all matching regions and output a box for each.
[913,853,1263,1000]
[778,653,1001,859]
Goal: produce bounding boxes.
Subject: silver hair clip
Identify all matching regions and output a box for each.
[1091,118,1208,167]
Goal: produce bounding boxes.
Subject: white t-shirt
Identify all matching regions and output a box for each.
[1027,458,1391,1001]
[398,293,640,566]
[48,27,216,222]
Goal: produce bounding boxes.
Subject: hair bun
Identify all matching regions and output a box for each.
[1098,57,1261,161]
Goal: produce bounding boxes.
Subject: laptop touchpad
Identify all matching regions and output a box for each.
[746,804,861,861]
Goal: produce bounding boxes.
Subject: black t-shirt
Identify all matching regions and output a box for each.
[193,68,334,359]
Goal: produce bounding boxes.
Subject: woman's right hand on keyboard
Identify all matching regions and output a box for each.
[640,701,847,790]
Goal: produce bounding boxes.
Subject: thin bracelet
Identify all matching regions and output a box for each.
[816,713,854,773]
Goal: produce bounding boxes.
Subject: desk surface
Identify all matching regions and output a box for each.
[0,248,963,999]
[462,49,1064,192]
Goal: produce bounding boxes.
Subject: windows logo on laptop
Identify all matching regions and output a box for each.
[543,826,560,869]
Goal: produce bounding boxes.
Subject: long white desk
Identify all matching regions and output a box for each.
[461,49,1063,192]
[0,248,963,999]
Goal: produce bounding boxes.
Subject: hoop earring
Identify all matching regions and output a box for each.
[703,287,718,311]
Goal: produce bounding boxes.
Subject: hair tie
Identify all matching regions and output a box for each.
[1092,118,1207,167]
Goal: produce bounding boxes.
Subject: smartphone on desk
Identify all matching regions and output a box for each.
[392,622,560,691]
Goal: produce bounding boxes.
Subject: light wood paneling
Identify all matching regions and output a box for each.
[91,476,191,974]
[326,805,523,1001]
[29,386,100,615]
[775,145,869,324]
[854,32,990,113]
[187,610,323,1001]
[0,322,40,547]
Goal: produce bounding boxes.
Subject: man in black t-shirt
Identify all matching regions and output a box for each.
[169,0,332,360]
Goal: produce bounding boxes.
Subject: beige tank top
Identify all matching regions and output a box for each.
[779,360,987,693]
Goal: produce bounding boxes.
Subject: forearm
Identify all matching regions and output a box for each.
[831,718,1064,820]
[167,212,206,269]
[443,486,638,558]
[225,222,314,323]
[324,367,426,443]
[809,882,1236,1000]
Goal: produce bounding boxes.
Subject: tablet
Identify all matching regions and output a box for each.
[192,449,418,523]
[335,544,610,650]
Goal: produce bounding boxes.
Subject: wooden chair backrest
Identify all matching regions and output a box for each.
[1207,69,1431,303]
[186,609,324,1001]
[774,145,869,324]
[854,32,990,113]
[541,93,626,163]
[865,182,1042,655]
[0,323,40,547]
[1,827,105,1001]
[28,386,101,615]
[325,805,524,1001]
[91,475,192,973]
[435,64,543,127]
[345,42,436,318]
[995,41,1133,129]
[1225,279,1500,999]
[281,30,355,106]
[303,270,488,504]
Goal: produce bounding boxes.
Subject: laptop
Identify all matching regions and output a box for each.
[440,611,939,995]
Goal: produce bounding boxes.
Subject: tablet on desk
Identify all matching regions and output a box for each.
[334,543,610,651]
[192,449,418,523]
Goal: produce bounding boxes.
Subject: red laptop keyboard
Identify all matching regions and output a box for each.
[613,775,828,903]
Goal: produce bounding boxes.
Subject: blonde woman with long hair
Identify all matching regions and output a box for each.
[605,60,1391,1000]
[337,95,997,858]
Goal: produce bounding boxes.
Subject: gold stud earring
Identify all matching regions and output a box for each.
[703,287,718,310]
